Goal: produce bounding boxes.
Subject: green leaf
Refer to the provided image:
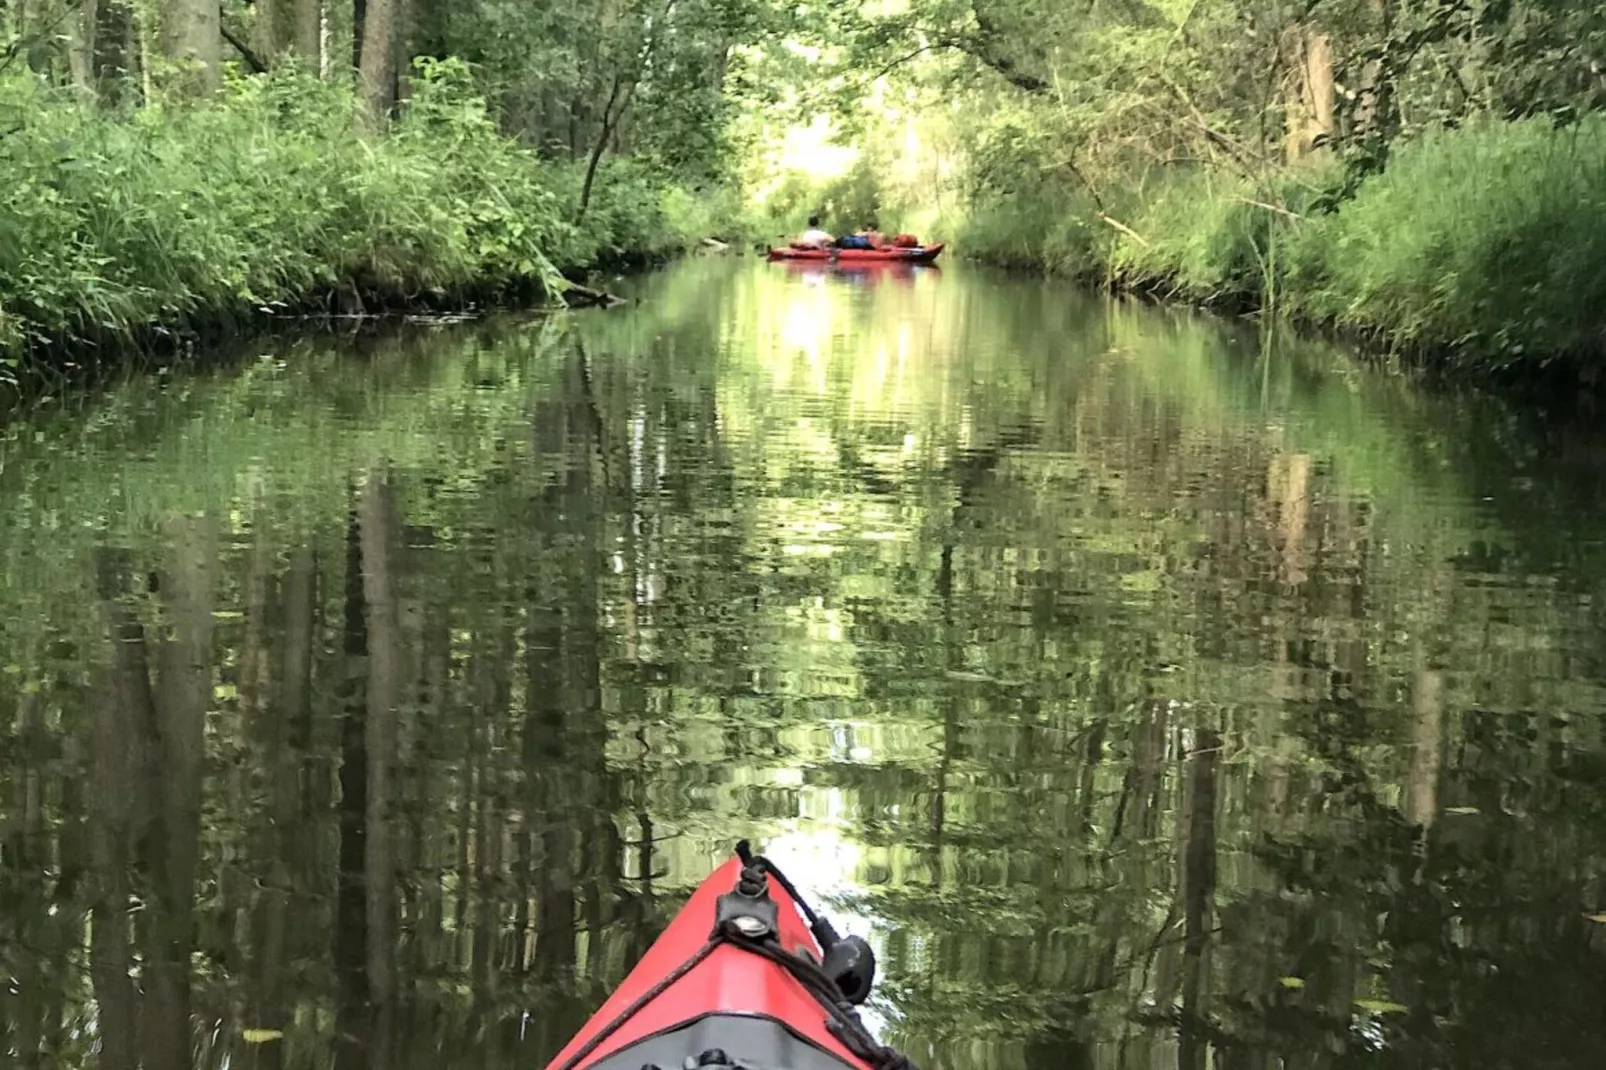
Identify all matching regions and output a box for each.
[1278,976,1306,990]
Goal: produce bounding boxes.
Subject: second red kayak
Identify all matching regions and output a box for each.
[767,243,945,264]
[544,841,918,1070]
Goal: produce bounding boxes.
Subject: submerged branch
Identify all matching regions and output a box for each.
[561,282,626,309]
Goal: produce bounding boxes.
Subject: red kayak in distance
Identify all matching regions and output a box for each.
[544,841,918,1070]
[766,242,945,265]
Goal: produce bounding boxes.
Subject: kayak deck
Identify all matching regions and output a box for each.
[767,242,945,264]
[545,844,903,1070]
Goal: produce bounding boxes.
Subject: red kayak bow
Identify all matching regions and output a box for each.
[765,243,945,264]
[545,841,917,1070]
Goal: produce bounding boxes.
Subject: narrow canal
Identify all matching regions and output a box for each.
[3,257,1604,1069]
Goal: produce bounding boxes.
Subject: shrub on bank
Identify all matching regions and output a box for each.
[957,167,1331,300]
[956,117,1606,374]
[0,58,716,373]
[1112,170,1327,307]
[1282,117,1606,369]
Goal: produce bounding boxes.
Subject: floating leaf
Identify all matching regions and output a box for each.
[1278,976,1306,990]
[1445,806,1480,815]
[1355,999,1409,1015]
[242,1028,284,1044]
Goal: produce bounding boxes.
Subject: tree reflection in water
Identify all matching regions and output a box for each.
[1,259,1604,1070]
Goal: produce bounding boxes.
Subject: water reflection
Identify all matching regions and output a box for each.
[2,259,1605,1070]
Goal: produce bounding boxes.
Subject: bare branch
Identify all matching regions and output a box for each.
[221,22,270,75]
[855,41,948,89]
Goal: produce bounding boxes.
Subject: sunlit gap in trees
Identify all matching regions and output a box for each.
[736,27,954,238]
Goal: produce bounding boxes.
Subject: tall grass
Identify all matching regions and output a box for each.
[0,58,723,380]
[1283,117,1606,370]
[956,117,1606,376]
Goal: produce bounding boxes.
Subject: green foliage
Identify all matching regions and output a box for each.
[956,117,1606,372]
[1108,169,1335,305]
[777,0,1606,375]
[1283,117,1606,368]
[953,188,1108,275]
[0,59,714,372]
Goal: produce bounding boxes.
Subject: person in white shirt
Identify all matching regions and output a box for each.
[796,215,835,248]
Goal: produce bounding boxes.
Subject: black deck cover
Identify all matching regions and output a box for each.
[580,1011,861,1070]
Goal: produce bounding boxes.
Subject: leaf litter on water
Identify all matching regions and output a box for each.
[1354,999,1409,1015]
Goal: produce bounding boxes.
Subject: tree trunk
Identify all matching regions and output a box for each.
[1285,31,1335,161]
[1178,725,1220,1070]
[89,550,157,1070]
[144,518,215,1070]
[1354,0,1397,147]
[392,0,412,108]
[292,0,319,66]
[93,0,134,106]
[253,0,282,60]
[356,0,395,122]
[334,506,371,1070]
[162,0,220,93]
[138,2,154,101]
[1406,667,1444,829]
[351,0,365,73]
[359,472,400,1007]
[66,0,99,97]
[576,76,625,220]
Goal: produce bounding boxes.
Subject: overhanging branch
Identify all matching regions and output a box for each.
[968,6,1049,92]
[221,22,270,75]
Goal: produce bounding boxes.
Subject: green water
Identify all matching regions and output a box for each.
[3,257,1606,1070]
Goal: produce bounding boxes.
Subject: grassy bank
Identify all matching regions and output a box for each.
[952,117,1606,379]
[0,58,741,386]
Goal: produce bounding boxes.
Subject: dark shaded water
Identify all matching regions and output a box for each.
[4,257,1606,1070]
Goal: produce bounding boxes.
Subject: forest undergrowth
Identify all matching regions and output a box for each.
[952,117,1606,379]
[0,58,746,386]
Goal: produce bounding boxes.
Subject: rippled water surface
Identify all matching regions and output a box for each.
[4,257,1606,1070]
